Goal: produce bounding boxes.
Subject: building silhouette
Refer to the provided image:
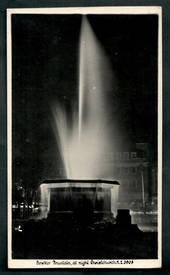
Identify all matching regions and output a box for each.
[108,143,157,212]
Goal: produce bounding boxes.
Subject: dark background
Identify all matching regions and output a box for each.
[0,0,170,274]
[12,14,157,190]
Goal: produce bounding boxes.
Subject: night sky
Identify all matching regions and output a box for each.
[12,14,158,189]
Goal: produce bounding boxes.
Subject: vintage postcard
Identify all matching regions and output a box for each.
[7,6,162,268]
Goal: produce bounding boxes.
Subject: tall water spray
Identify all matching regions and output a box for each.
[52,15,117,180]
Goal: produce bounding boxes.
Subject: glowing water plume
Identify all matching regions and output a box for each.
[78,15,113,140]
[52,15,117,180]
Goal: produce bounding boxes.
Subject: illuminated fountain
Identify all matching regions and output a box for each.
[13,16,156,260]
[40,16,120,221]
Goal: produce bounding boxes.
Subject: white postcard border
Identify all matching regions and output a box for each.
[7,6,162,269]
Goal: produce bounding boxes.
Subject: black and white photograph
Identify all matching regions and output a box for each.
[7,7,162,268]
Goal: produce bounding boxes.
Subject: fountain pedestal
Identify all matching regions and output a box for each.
[40,179,119,221]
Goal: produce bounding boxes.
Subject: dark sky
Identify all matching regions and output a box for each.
[12,14,158,187]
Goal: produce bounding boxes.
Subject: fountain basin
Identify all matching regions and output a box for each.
[40,179,119,221]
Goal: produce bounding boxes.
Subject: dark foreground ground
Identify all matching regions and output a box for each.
[12,216,157,259]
